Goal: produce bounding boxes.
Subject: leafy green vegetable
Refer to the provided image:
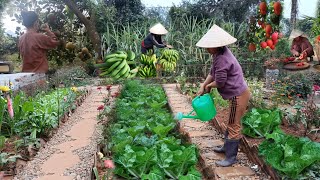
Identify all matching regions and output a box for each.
[178,167,202,180]
[141,167,164,180]
[106,80,201,179]
[259,131,320,178]
[242,108,281,138]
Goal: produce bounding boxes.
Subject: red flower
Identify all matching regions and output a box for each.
[106,85,112,91]
[313,85,320,91]
[297,94,301,97]
[97,87,102,90]
[104,159,115,169]
[97,105,104,111]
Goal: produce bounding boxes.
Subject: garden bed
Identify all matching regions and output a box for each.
[175,82,320,180]
[0,88,91,178]
[93,81,203,179]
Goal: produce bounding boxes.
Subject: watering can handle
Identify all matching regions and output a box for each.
[187,109,195,116]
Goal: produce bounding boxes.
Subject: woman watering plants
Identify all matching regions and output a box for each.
[196,25,250,167]
[141,23,173,54]
[289,29,314,61]
[19,11,59,73]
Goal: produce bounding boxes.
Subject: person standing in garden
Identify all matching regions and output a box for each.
[289,29,314,61]
[196,25,250,167]
[19,11,59,73]
[141,23,173,54]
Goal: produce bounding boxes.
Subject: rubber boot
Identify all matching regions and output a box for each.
[213,131,228,153]
[215,139,239,167]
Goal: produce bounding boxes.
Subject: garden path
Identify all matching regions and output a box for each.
[13,86,118,180]
[162,84,268,180]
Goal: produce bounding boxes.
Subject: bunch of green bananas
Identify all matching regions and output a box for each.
[138,65,156,78]
[140,54,157,67]
[159,49,179,72]
[95,50,137,79]
[159,59,176,72]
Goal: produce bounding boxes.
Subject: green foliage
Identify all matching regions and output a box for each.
[210,89,228,108]
[311,0,320,36]
[274,73,313,100]
[259,130,320,178]
[104,0,144,25]
[48,66,91,88]
[169,0,259,23]
[246,78,266,108]
[103,80,201,179]
[242,108,282,138]
[0,88,83,139]
[272,38,291,57]
[0,152,21,169]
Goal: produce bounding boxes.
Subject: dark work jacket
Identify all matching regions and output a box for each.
[141,33,166,54]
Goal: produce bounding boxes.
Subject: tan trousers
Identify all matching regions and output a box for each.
[226,89,250,139]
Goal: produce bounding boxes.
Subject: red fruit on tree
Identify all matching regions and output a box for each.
[273,1,282,15]
[258,20,263,25]
[265,24,272,34]
[260,10,267,15]
[261,23,266,28]
[273,39,278,45]
[266,33,271,38]
[267,39,274,47]
[271,32,279,41]
[260,2,267,15]
[260,42,268,49]
[248,43,256,52]
[270,45,275,50]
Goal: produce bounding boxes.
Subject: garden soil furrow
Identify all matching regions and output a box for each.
[13,86,119,180]
[162,84,269,180]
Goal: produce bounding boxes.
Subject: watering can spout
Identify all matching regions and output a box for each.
[175,111,199,121]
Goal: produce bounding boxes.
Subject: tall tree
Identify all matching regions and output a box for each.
[290,0,298,29]
[169,0,259,23]
[63,0,101,60]
[9,0,104,61]
[104,0,144,25]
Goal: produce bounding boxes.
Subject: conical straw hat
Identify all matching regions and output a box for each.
[289,29,305,39]
[149,23,168,35]
[196,24,237,48]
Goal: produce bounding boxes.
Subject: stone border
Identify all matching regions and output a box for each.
[4,89,91,178]
[175,83,280,180]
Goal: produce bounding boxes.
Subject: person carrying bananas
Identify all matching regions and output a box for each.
[141,23,173,54]
[196,25,250,167]
[19,11,59,73]
[289,29,314,61]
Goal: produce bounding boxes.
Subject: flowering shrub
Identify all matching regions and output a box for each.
[272,73,313,104]
[263,57,282,68]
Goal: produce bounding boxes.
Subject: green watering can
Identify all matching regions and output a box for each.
[175,93,217,122]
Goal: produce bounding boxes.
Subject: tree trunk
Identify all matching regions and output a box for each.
[62,0,102,61]
[290,0,298,29]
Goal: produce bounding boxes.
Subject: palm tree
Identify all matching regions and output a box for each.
[290,0,298,29]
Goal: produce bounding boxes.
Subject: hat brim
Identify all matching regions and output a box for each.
[196,24,237,48]
[149,23,168,35]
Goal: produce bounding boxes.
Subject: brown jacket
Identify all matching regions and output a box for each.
[19,30,59,73]
[291,37,314,57]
